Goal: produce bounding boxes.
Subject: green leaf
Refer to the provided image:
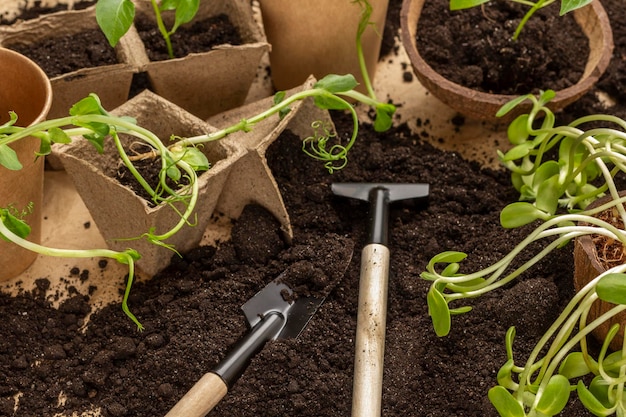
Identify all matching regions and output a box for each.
[49,127,71,144]
[587,376,612,408]
[535,374,570,415]
[96,0,135,47]
[69,94,108,117]
[449,306,472,315]
[500,202,546,228]
[373,103,396,132]
[501,142,533,162]
[507,114,530,145]
[560,0,594,15]
[1,209,31,240]
[0,144,22,170]
[576,380,613,416]
[535,175,560,215]
[427,251,468,271]
[497,94,533,118]
[450,0,489,10]
[427,285,451,337]
[596,273,626,305]
[36,138,51,157]
[488,386,526,417]
[166,164,181,182]
[171,147,210,172]
[532,161,560,190]
[496,359,519,391]
[314,74,358,93]
[559,352,592,379]
[314,95,351,111]
[161,0,200,34]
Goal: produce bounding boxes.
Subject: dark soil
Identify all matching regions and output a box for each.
[0,0,95,24]
[135,13,243,61]
[416,0,589,94]
[1,0,626,416]
[8,28,118,78]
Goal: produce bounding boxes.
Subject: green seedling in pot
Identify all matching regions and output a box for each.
[96,0,199,59]
[449,0,594,40]
[422,91,626,416]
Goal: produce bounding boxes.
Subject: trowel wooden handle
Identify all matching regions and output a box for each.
[352,243,390,417]
[165,372,227,417]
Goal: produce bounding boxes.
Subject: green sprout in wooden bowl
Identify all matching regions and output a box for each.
[422,90,626,416]
[450,0,595,40]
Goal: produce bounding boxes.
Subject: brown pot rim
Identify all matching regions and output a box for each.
[399,0,614,122]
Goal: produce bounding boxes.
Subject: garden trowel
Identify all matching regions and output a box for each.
[331,182,429,417]
[164,245,353,417]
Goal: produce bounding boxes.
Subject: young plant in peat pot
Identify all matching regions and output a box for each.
[95,0,269,119]
[400,0,614,122]
[423,91,626,416]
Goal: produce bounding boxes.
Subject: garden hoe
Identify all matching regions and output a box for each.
[164,244,354,417]
[331,182,429,417]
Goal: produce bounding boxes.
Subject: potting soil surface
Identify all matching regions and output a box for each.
[2,0,626,416]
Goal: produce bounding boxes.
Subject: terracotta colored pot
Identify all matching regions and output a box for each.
[258,0,389,92]
[400,0,614,123]
[574,191,626,351]
[0,47,52,280]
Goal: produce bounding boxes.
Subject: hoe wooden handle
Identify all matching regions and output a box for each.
[352,243,390,417]
[165,372,228,417]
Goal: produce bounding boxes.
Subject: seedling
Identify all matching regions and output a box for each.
[96,0,199,59]
[0,0,395,329]
[449,0,594,40]
[422,91,626,416]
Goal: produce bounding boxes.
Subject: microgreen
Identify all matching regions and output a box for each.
[422,91,626,415]
[96,0,199,59]
[0,1,395,329]
[449,0,594,40]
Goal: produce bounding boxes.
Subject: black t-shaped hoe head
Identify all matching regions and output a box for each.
[331,182,429,417]
[331,182,430,245]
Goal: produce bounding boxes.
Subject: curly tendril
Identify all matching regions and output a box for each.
[301,120,350,173]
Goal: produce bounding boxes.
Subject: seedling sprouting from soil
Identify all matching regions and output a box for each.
[449,0,594,40]
[96,0,199,59]
[422,91,626,416]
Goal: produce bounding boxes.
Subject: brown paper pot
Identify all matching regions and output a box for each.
[208,76,334,242]
[52,90,242,276]
[258,0,389,92]
[118,0,269,120]
[0,7,134,119]
[0,48,52,280]
[574,191,626,351]
[400,0,614,122]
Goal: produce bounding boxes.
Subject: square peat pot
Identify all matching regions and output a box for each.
[118,0,269,120]
[52,90,242,276]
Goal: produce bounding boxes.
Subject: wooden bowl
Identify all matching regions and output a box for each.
[400,0,614,122]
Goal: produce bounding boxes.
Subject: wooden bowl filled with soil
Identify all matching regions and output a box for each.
[400,0,614,123]
[574,191,626,351]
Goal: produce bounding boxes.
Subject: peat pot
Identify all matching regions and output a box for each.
[400,0,614,122]
[258,0,389,92]
[574,191,626,351]
[0,47,52,280]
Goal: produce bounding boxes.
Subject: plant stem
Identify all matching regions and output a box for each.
[150,0,175,59]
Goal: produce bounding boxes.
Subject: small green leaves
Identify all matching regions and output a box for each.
[450,0,489,10]
[500,202,547,228]
[0,144,22,170]
[0,207,31,241]
[96,0,135,47]
[488,386,526,417]
[161,0,200,34]
[558,352,592,379]
[596,273,626,305]
[535,374,570,415]
[507,114,530,145]
[373,103,396,132]
[427,285,451,336]
[560,0,594,15]
[314,74,359,93]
